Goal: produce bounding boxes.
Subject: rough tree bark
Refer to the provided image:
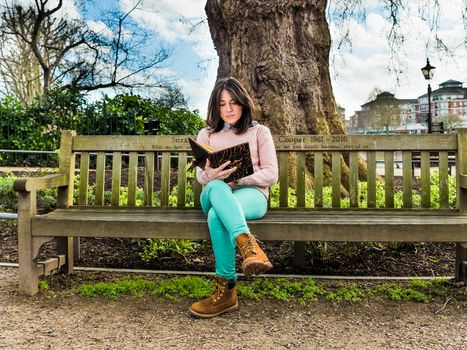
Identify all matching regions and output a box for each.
[205,0,345,136]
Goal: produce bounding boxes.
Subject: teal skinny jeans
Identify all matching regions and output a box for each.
[200,180,267,281]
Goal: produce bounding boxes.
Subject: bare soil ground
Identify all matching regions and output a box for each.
[0,218,457,278]
[0,267,466,350]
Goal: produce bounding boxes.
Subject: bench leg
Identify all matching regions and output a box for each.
[18,232,40,295]
[293,242,306,268]
[57,237,78,274]
[455,243,467,282]
[17,192,39,296]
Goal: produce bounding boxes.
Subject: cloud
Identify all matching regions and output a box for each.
[86,20,114,39]
[119,0,207,43]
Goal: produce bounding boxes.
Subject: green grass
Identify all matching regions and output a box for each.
[71,275,463,305]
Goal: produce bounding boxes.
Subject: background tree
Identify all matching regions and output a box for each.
[372,103,400,133]
[437,113,464,133]
[0,0,172,102]
[0,31,42,104]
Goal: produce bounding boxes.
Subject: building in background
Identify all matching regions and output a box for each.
[347,92,417,134]
[417,80,467,131]
[347,79,467,134]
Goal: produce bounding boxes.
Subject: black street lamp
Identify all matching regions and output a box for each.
[421,58,436,133]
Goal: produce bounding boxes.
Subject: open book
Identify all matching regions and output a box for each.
[188,137,254,183]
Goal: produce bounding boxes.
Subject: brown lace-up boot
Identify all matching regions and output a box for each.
[189,277,238,318]
[236,233,273,277]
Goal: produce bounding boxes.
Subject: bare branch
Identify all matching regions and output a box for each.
[0,0,172,100]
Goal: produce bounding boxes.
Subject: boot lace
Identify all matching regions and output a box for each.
[238,234,257,258]
[211,280,226,302]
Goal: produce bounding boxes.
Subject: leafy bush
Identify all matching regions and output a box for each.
[140,239,202,263]
[0,172,17,212]
[1,91,205,166]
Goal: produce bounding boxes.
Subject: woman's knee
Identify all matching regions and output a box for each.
[207,207,219,223]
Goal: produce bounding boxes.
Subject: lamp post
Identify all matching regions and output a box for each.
[421,58,436,133]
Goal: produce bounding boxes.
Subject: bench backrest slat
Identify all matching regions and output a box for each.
[95,152,106,206]
[279,152,289,207]
[458,129,467,211]
[296,152,306,208]
[385,151,394,208]
[439,151,449,209]
[160,152,171,207]
[111,152,121,206]
[331,151,341,208]
[349,152,359,208]
[402,151,412,208]
[366,151,377,208]
[79,151,90,206]
[127,152,138,207]
[420,151,431,208]
[193,177,202,208]
[177,152,188,207]
[313,152,324,208]
[144,152,155,206]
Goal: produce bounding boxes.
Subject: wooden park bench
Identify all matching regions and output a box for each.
[14,130,467,295]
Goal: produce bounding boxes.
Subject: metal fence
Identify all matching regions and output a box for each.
[0,98,141,166]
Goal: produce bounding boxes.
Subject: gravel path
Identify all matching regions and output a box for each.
[0,267,466,350]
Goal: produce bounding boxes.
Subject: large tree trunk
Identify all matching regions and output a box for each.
[205,0,345,136]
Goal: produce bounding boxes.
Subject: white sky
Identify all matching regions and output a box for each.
[17,0,467,119]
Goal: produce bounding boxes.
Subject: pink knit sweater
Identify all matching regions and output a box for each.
[195,123,278,198]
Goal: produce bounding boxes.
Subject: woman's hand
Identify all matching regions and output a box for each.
[205,159,237,181]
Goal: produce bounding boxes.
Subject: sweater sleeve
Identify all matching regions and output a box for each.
[236,125,278,188]
[195,128,210,185]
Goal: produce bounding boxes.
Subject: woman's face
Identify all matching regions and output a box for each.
[219,89,243,125]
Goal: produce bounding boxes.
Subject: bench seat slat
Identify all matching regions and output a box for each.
[32,208,467,242]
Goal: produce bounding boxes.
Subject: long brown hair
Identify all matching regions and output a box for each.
[206,77,256,134]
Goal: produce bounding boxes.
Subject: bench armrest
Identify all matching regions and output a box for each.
[13,174,69,192]
[460,174,467,190]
